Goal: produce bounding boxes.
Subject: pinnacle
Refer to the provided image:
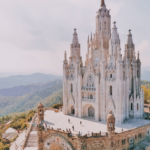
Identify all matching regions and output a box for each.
[72,28,79,46]
[101,0,106,7]
[127,29,133,45]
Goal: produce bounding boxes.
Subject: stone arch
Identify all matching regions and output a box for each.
[43,134,74,150]
[68,105,75,115]
[83,104,95,118]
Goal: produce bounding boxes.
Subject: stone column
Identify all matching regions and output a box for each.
[95,74,100,121]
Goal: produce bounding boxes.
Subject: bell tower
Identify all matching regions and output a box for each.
[37,102,44,124]
[107,112,115,134]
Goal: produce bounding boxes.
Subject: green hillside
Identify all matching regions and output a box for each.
[0,82,63,117]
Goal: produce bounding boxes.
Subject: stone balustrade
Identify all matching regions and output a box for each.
[82,87,96,91]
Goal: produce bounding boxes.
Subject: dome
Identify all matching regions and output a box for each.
[38,102,43,108]
[107,113,115,120]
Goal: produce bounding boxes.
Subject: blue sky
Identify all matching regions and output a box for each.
[0,0,149,76]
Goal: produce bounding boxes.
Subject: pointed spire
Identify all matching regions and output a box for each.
[91,33,92,41]
[112,21,118,41]
[64,51,67,60]
[127,29,133,45]
[113,21,117,29]
[72,28,79,47]
[87,35,89,43]
[101,0,106,7]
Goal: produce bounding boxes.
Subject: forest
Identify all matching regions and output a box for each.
[0,110,35,150]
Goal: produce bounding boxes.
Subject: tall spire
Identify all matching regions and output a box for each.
[64,51,67,60]
[101,0,106,7]
[91,33,92,41]
[72,28,79,47]
[111,21,118,41]
[127,29,133,45]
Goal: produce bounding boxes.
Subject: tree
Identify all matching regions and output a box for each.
[141,85,150,102]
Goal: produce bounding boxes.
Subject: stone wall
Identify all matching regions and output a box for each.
[38,124,150,150]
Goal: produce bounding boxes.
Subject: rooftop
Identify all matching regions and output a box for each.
[43,110,150,135]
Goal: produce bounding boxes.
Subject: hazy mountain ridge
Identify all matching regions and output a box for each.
[0,73,62,89]
[0,81,63,117]
[0,79,62,97]
[141,70,150,81]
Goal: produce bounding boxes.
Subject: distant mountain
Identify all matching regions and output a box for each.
[0,73,62,89]
[0,80,62,97]
[0,80,63,117]
[141,70,150,82]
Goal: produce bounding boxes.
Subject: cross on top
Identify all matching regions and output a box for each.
[129,29,131,33]
[113,21,116,25]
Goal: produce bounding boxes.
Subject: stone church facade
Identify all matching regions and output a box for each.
[63,0,144,124]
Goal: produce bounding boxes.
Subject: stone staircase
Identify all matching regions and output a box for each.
[24,117,38,149]
[25,132,38,147]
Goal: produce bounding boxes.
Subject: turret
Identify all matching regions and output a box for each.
[124,30,135,59]
[127,30,133,45]
[72,29,79,47]
[96,0,111,50]
[37,102,44,124]
[70,29,80,59]
[63,51,68,65]
[107,112,115,134]
[109,22,120,56]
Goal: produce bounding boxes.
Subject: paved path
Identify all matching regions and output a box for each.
[10,131,26,150]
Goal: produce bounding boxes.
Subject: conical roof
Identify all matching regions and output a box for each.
[111,21,119,41]
[127,30,133,45]
[38,102,43,108]
[72,29,79,47]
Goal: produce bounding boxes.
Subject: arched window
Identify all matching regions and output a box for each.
[123,72,125,78]
[131,103,133,111]
[90,94,93,99]
[110,86,112,95]
[71,84,73,92]
[110,74,112,78]
[82,92,84,98]
[71,74,73,77]
[137,103,139,111]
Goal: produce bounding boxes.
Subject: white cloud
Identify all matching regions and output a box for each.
[0,0,148,76]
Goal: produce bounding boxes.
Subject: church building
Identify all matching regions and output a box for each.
[63,0,144,124]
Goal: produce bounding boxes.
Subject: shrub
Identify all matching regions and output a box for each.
[4,146,9,150]
[21,123,27,130]
[52,103,63,109]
